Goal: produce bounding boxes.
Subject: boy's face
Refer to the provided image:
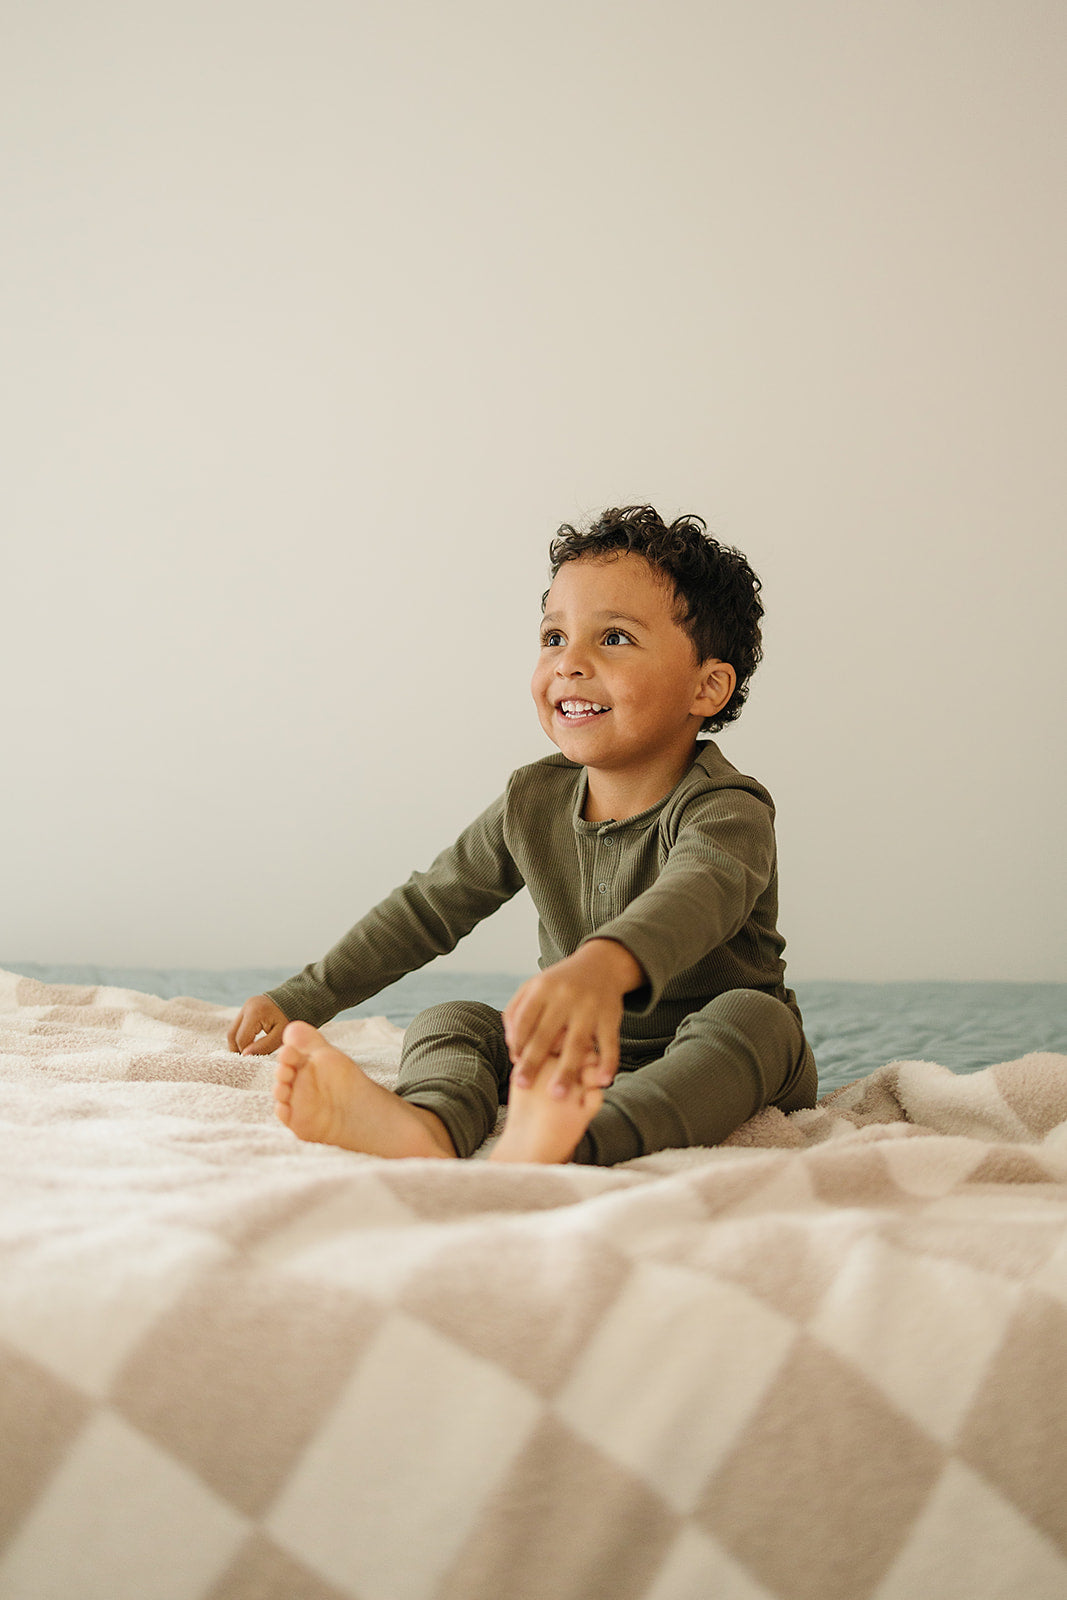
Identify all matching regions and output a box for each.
[532,553,735,787]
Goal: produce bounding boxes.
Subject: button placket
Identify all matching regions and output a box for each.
[594,830,616,916]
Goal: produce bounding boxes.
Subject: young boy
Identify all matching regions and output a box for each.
[227,505,817,1165]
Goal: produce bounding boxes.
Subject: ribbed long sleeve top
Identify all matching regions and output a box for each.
[266,740,801,1052]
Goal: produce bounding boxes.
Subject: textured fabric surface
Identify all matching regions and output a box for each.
[2,969,1066,1599]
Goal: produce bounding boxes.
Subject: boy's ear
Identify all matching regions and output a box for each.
[693,660,737,719]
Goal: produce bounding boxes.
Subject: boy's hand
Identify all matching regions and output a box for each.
[227,994,289,1055]
[503,940,644,1099]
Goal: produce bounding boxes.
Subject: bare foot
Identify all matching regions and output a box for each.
[274,1022,456,1158]
[489,1067,603,1165]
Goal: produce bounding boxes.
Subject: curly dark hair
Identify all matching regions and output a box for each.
[546,504,764,732]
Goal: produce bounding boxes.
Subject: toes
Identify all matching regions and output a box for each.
[283,1020,320,1049]
[276,1041,310,1075]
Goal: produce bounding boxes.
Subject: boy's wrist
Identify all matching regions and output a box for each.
[574,938,645,994]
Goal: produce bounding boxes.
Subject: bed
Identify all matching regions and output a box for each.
[2,963,1065,1600]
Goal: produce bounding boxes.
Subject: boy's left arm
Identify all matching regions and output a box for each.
[503,939,645,1095]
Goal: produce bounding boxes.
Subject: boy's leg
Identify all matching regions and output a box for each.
[572,989,818,1167]
[396,1001,512,1158]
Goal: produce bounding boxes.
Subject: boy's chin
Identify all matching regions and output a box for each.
[542,719,592,756]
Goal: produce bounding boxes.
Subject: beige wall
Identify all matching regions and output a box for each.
[3,1,1065,980]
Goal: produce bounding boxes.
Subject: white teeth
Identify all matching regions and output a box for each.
[559,700,608,715]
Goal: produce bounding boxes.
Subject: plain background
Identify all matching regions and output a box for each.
[3,0,1064,981]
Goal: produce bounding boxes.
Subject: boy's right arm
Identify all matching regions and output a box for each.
[227,994,290,1055]
[228,787,525,1051]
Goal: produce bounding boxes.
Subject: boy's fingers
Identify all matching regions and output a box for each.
[544,1021,599,1097]
[572,1028,617,1092]
[505,974,583,1054]
[504,971,544,1019]
[513,1015,579,1084]
[509,998,563,1077]
[229,1015,255,1053]
[228,997,289,1055]
[506,993,567,1065]
[230,1000,268,1053]
[236,1016,265,1052]
[580,1056,613,1088]
[595,1033,619,1083]
[241,1026,283,1056]
[547,1057,584,1098]
[502,986,540,1059]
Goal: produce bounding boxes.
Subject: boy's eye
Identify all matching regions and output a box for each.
[603,629,631,646]
[540,630,564,648]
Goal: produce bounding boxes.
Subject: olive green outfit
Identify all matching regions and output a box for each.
[266,741,817,1164]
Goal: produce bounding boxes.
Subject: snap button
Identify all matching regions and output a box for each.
[598,883,608,892]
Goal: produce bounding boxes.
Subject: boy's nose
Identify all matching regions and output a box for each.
[556,644,590,676]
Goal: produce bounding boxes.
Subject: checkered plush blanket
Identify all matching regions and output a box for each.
[2,969,1066,1600]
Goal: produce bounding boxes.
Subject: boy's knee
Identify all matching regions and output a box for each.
[399,1000,512,1098]
[403,1000,505,1051]
[679,988,815,1109]
[682,987,795,1045]
[397,1001,511,1157]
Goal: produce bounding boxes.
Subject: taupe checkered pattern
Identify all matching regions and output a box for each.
[2,968,1066,1599]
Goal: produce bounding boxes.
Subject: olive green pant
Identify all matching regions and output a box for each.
[396,989,818,1165]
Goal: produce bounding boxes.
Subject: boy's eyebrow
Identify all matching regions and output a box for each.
[541,609,649,628]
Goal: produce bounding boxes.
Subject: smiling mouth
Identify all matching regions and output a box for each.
[556,699,610,719]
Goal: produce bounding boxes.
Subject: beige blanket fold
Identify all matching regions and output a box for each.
[1,969,1065,1600]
